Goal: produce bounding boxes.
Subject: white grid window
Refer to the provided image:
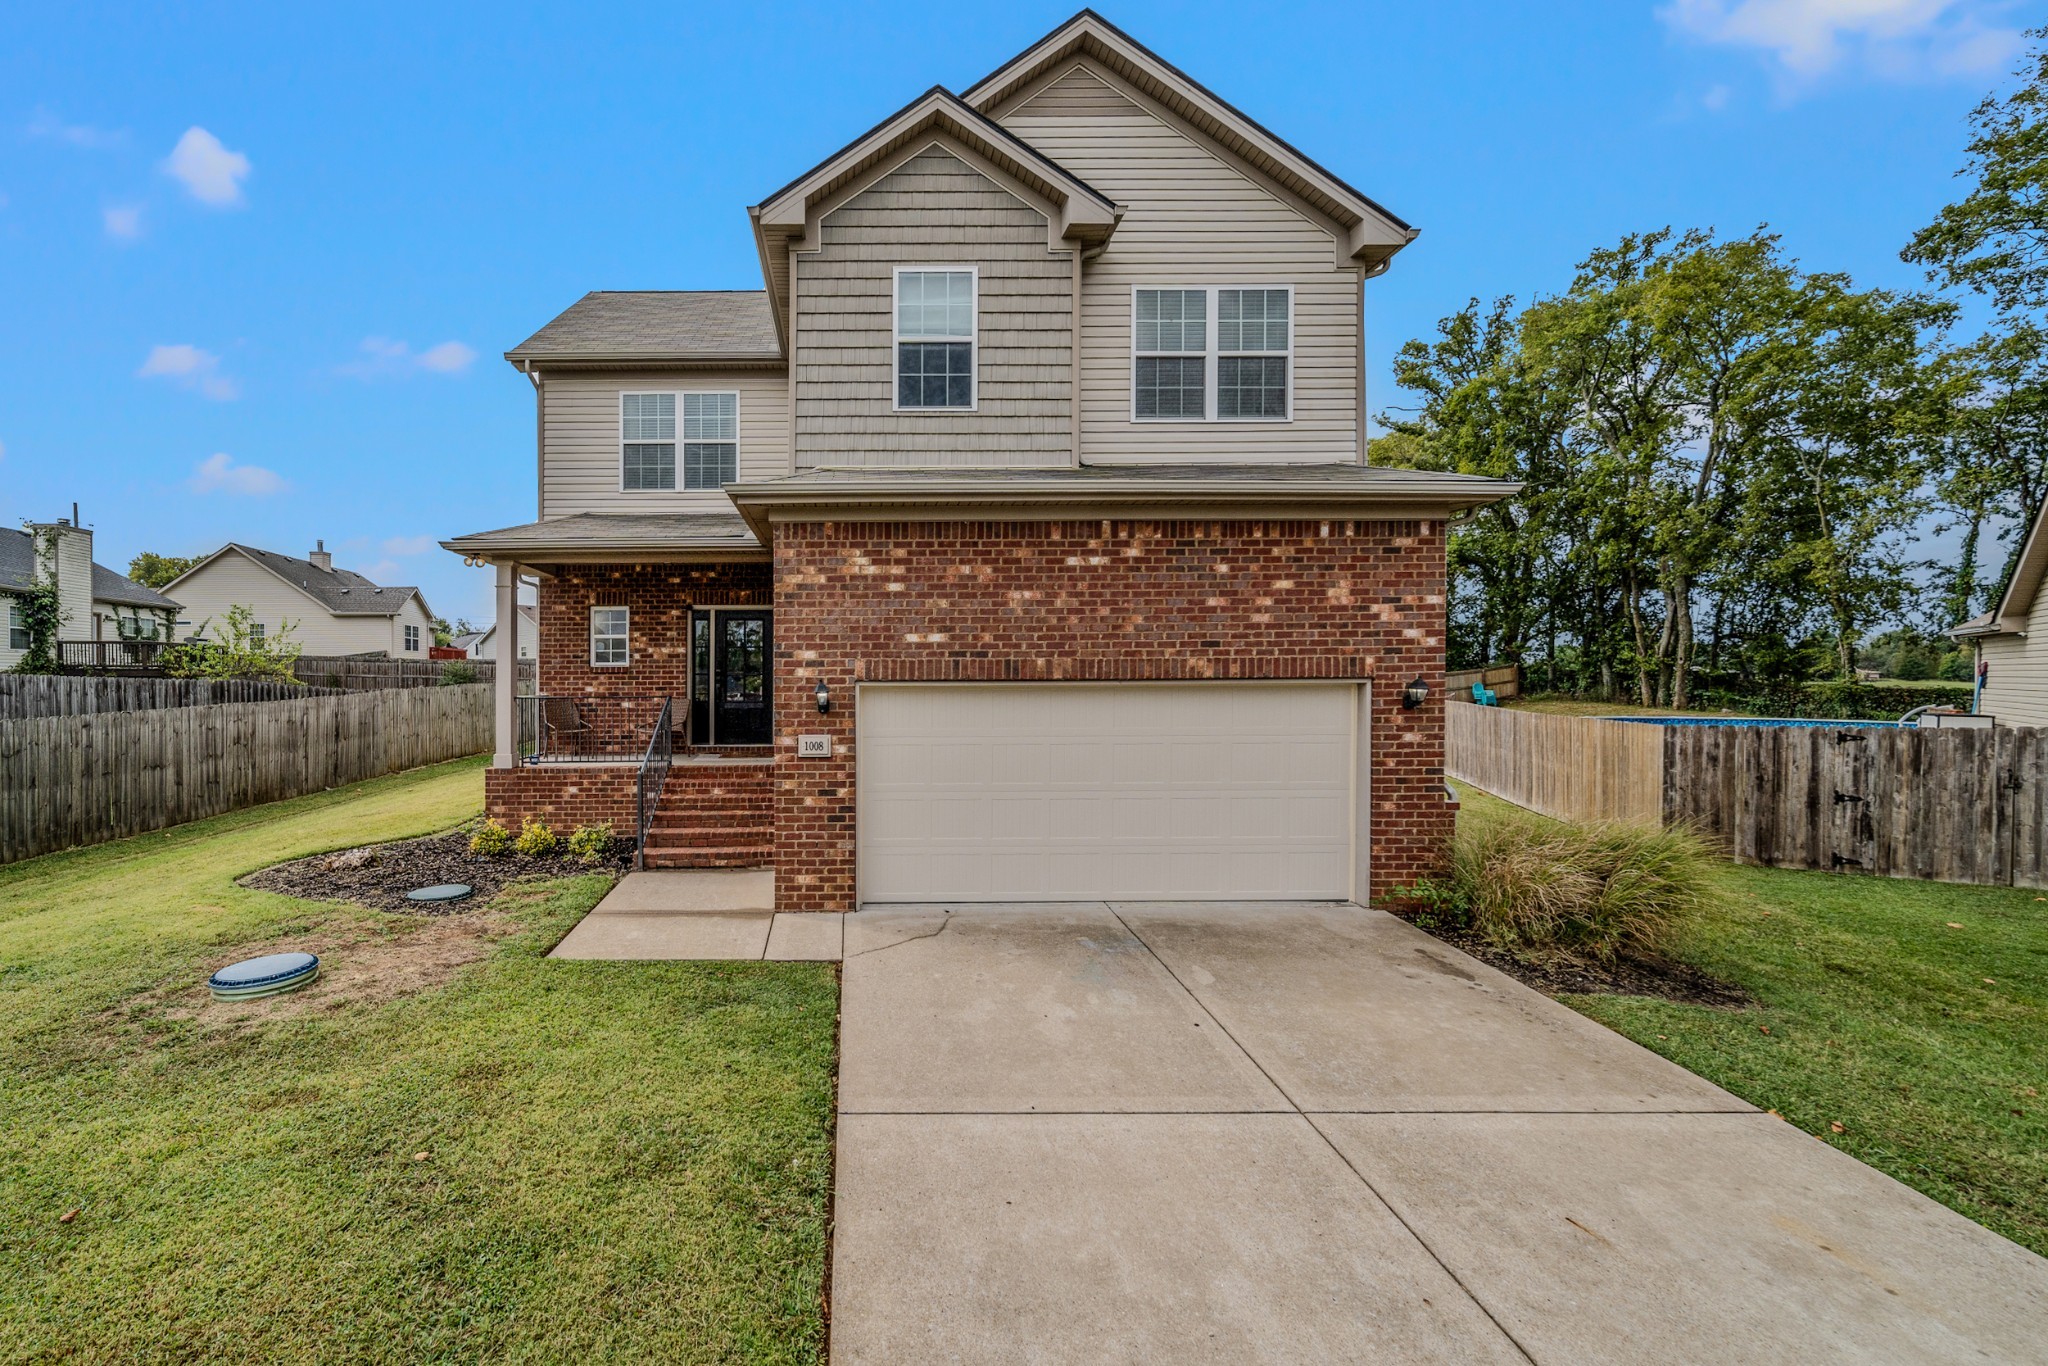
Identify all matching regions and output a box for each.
[896,269,976,409]
[681,392,738,489]
[9,603,29,652]
[621,392,676,490]
[1132,286,1292,422]
[590,606,630,667]
[402,623,420,652]
[251,622,267,645]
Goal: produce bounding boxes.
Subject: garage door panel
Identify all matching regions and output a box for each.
[859,684,1359,902]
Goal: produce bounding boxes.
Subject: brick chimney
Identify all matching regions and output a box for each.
[309,539,332,573]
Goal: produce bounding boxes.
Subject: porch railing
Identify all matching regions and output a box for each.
[525,694,669,763]
[634,698,674,870]
[59,640,172,673]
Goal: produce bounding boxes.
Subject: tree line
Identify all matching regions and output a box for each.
[1378,35,2048,708]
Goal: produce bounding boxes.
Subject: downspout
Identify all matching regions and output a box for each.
[524,363,545,519]
[1073,238,1110,467]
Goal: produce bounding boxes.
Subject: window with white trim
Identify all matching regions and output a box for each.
[681,392,738,488]
[590,606,630,667]
[402,623,420,652]
[7,603,27,652]
[622,391,738,490]
[1132,286,1292,422]
[896,269,976,409]
[250,621,266,645]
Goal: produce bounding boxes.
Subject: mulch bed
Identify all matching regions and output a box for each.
[241,829,630,914]
[1411,921,1752,1008]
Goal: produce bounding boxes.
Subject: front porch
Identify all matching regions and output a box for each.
[440,512,776,870]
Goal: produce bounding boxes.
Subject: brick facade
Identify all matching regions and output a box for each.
[484,764,639,833]
[771,518,1452,912]
[535,561,771,702]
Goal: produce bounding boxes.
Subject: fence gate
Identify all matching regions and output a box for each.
[1665,722,2047,891]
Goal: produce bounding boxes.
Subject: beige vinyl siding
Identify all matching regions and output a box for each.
[794,146,1073,468]
[540,369,789,515]
[1979,614,2048,728]
[1000,62,1362,465]
[169,552,410,657]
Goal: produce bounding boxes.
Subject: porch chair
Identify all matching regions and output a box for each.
[1470,681,1499,706]
[539,697,592,755]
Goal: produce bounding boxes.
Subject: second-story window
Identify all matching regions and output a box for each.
[622,391,739,490]
[403,623,420,652]
[621,392,676,490]
[1132,286,1293,422]
[896,269,976,410]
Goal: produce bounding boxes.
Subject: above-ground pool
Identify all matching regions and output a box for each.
[1602,716,1901,728]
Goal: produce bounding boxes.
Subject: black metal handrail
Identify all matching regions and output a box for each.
[526,693,667,763]
[634,698,674,870]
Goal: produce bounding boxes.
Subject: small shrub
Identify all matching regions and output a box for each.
[469,818,512,857]
[439,661,479,685]
[1452,815,1719,962]
[1389,876,1469,931]
[513,818,558,858]
[567,822,615,865]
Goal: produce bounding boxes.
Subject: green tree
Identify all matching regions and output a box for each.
[126,552,197,589]
[165,605,303,683]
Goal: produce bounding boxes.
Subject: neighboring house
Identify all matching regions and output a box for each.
[444,11,1518,908]
[1,515,181,668]
[162,540,436,659]
[466,604,537,660]
[1953,495,2048,727]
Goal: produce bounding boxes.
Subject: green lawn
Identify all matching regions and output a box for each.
[0,757,836,1364]
[1454,782,2048,1257]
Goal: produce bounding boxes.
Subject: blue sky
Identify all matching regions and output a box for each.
[0,1,2035,627]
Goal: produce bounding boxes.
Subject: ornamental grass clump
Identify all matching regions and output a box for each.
[1453,815,1721,962]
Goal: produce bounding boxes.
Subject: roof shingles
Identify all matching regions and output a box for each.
[507,292,782,362]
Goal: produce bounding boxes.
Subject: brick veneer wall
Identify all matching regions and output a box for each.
[534,561,771,701]
[771,518,1451,912]
[484,765,638,832]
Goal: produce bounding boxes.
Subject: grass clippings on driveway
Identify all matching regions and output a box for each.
[0,756,836,1364]
[1450,782,2048,1258]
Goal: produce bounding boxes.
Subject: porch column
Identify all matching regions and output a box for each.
[494,561,518,768]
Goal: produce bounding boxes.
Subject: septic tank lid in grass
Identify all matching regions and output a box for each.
[406,883,473,904]
[208,952,319,1001]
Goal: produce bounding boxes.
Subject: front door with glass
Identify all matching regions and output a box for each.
[690,609,771,745]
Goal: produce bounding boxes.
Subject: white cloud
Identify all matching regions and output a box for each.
[336,336,477,379]
[138,343,238,400]
[1660,0,2024,82]
[190,452,284,496]
[103,204,142,240]
[363,559,405,583]
[1702,82,1734,110]
[380,534,437,557]
[162,126,250,206]
[26,106,125,149]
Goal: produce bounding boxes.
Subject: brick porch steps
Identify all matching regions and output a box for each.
[641,761,774,869]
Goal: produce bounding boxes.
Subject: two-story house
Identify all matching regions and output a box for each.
[445,11,1517,912]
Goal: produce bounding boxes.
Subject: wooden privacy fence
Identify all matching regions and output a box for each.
[290,656,530,691]
[1445,702,1665,823]
[1663,722,2047,890]
[1447,704,2048,890]
[1446,664,1522,703]
[0,675,336,720]
[0,684,491,865]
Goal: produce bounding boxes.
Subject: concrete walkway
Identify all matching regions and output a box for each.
[546,870,842,961]
[830,902,2048,1364]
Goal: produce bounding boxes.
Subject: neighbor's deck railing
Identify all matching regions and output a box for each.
[57,639,172,673]
[634,699,674,870]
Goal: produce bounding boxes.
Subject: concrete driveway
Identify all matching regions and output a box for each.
[830,902,2048,1364]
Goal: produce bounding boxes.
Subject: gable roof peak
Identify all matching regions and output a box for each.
[964,9,1415,266]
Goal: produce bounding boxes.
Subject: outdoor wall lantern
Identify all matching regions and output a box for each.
[1402,676,1430,710]
[815,680,831,715]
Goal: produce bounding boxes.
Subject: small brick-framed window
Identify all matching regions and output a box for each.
[895,267,977,410]
[590,606,630,667]
[1131,285,1293,423]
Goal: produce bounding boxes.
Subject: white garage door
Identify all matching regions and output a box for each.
[857,683,1361,902]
